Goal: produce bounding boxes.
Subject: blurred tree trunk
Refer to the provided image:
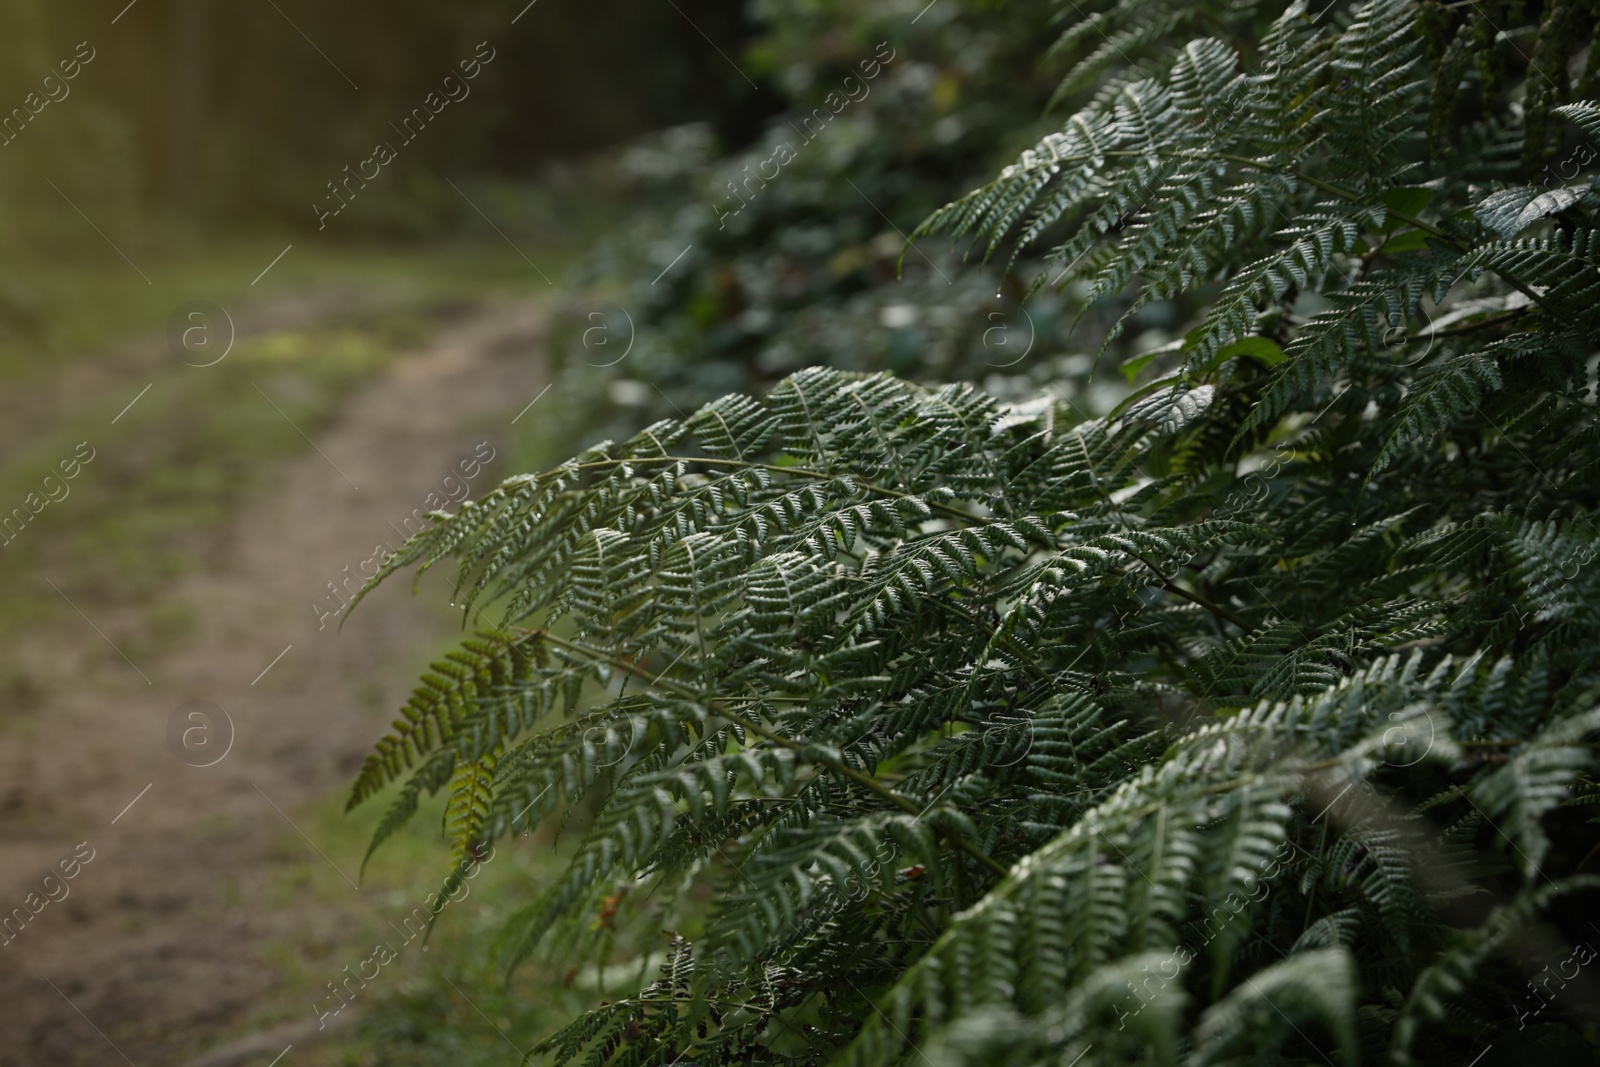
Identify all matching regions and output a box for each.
[170,0,206,208]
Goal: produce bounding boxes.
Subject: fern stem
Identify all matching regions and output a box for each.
[1301,819,1329,936]
[1427,309,1530,339]
[1124,548,1252,630]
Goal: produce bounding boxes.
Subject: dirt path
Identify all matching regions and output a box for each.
[0,296,548,1066]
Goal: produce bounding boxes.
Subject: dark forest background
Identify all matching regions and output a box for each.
[0,0,767,241]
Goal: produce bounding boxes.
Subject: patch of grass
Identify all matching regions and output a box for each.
[0,242,565,383]
[0,313,401,637]
[0,241,568,652]
[217,779,593,1067]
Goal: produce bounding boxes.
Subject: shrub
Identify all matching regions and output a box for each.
[350,1,1600,1062]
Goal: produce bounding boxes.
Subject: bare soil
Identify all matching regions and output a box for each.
[0,296,547,1066]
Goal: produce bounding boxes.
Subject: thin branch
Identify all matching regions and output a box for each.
[1124,548,1253,630]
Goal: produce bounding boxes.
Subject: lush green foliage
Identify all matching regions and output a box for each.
[538,0,1083,448]
[352,0,1600,1063]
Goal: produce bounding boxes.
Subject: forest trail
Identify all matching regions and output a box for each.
[0,295,549,1066]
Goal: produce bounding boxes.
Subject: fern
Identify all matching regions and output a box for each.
[348,0,1600,1062]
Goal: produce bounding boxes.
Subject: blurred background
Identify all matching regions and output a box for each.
[0,1,1147,1062]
